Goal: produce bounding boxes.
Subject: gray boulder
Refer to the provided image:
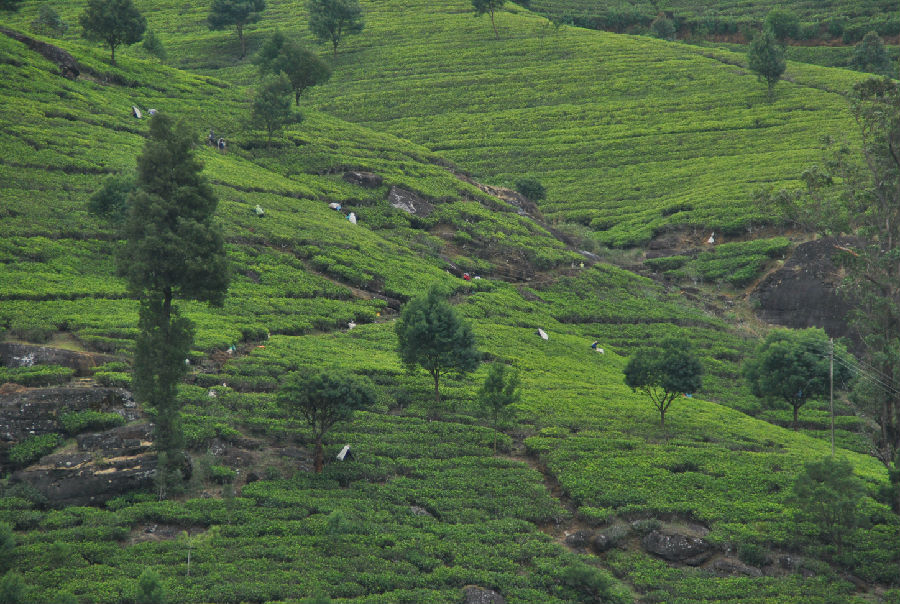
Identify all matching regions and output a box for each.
[388,186,434,217]
[642,530,713,565]
[462,586,506,604]
[343,171,384,188]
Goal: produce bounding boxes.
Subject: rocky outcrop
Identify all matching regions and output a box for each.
[0,27,80,79]
[0,342,119,376]
[752,237,856,342]
[642,530,713,565]
[462,586,506,604]
[388,186,434,217]
[10,422,155,507]
[0,387,137,443]
[343,171,384,188]
[710,557,763,577]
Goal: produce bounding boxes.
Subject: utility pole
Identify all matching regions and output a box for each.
[830,337,834,458]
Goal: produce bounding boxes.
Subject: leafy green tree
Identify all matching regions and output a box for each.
[31,5,68,37]
[277,369,376,473]
[255,32,332,105]
[650,15,675,40]
[136,567,167,604]
[852,31,892,76]
[88,172,136,221]
[478,362,520,451]
[747,28,786,101]
[307,0,364,57]
[764,8,799,43]
[396,286,480,409]
[251,72,296,143]
[838,78,900,465]
[208,0,266,59]
[119,113,229,489]
[792,457,865,556]
[744,328,852,429]
[473,0,505,39]
[623,337,702,428]
[79,0,147,65]
[0,571,23,604]
[142,30,167,61]
[514,177,546,203]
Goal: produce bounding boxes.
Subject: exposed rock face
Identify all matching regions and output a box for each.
[0,27,80,79]
[642,530,713,565]
[0,342,118,376]
[752,237,856,342]
[388,186,434,217]
[462,586,507,604]
[564,530,593,549]
[711,557,763,577]
[0,387,138,443]
[343,171,384,188]
[11,422,155,507]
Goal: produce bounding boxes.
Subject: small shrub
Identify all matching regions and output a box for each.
[95,371,131,388]
[631,518,661,534]
[578,506,614,526]
[515,177,546,202]
[60,411,125,435]
[9,433,61,466]
[737,542,771,567]
[208,465,237,484]
[651,16,675,40]
[0,571,24,604]
[142,30,167,61]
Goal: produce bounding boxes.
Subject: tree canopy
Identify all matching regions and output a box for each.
[852,31,893,76]
[208,0,266,59]
[255,32,332,105]
[307,0,364,57]
[79,0,146,65]
[278,369,376,473]
[747,28,786,101]
[792,457,865,556]
[396,286,480,409]
[764,8,799,43]
[623,337,702,428]
[478,362,520,451]
[251,72,296,142]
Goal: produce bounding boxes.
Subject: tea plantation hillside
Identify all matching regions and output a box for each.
[527,0,898,44]
[3,0,875,249]
[1,6,899,604]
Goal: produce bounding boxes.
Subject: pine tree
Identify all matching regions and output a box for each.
[748,28,786,102]
[119,113,229,489]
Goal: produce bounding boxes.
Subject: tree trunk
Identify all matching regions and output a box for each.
[238,23,245,58]
[660,407,665,428]
[295,90,301,106]
[433,371,441,407]
[490,10,498,39]
[333,37,339,57]
[314,433,323,473]
[110,43,116,65]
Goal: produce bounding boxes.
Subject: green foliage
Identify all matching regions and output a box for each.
[650,15,675,40]
[560,561,629,604]
[764,8,800,42]
[472,0,506,39]
[308,0,365,56]
[478,362,520,450]
[0,571,24,604]
[624,337,703,427]
[0,365,73,387]
[9,433,61,467]
[744,328,852,429]
[0,0,22,12]
[514,177,546,203]
[208,0,267,59]
[302,589,332,604]
[119,113,229,307]
[255,32,332,106]
[60,411,126,435]
[396,286,480,409]
[747,28,786,101]
[852,31,893,76]
[792,457,866,555]
[87,172,136,222]
[136,567,167,604]
[78,0,147,65]
[277,369,377,472]
[142,30,167,62]
[737,542,770,567]
[30,4,68,37]
[251,72,296,143]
